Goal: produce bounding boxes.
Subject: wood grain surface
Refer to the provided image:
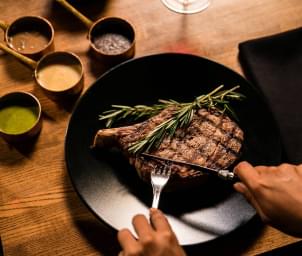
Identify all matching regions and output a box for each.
[1,0,301,255]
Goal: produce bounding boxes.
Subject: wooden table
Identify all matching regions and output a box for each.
[1,0,301,255]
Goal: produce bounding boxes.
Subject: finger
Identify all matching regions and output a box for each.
[132,214,153,237]
[117,228,138,251]
[233,182,266,218]
[255,165,277,175]
[118,251,124,256]
[149,208,173,232]
[234,161,260,190]
[233,182,251,200]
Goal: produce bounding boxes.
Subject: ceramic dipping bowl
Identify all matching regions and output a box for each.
[0,91,42,142]
[0,15,54,60]
[35,51,84,100]
[89,17,135,65]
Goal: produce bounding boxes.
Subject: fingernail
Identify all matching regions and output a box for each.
[150,208,156,214]
[233,182,245,193]
[150,208,161,215]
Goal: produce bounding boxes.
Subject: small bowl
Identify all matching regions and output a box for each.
[1,16,55,60]
[89,17,135,65]
[0,92,42,142]
[35,51,84,100]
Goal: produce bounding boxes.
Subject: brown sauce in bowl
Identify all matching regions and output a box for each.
[8,30,49,54]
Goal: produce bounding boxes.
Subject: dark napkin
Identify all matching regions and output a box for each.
[239,27,302,164]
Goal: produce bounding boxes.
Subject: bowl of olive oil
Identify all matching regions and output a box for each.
[0,91,42,142]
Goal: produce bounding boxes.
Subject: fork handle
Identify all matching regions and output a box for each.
[152,187,163,209]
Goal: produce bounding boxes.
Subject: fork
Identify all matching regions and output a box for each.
[150,164,172,209]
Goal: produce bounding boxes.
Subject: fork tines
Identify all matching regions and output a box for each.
[150,163,172,209]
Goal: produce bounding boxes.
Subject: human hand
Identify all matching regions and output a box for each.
[117,208,186,256]
[233,161,302,237]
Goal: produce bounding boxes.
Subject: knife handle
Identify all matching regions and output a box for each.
[217,170,240,182]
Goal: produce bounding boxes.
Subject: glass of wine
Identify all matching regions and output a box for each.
[161,0,210,14]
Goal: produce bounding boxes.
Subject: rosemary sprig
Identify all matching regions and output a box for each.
[99,104,167,128]
[99,85,245,154]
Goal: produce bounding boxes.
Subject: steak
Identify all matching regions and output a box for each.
[92,107,244,190]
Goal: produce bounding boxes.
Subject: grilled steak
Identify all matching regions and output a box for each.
[92,107,244,190]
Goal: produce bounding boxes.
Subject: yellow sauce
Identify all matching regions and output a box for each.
[37,63,81,91]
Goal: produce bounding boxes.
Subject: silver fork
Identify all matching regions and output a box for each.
[150,164,172,209]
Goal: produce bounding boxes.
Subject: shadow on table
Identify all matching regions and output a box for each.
[73,217,120,255]
[48,0,108,33]
[0,132,41,161]
[0,236,3,256]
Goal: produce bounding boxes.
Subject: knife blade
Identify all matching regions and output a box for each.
[141,153,239,182]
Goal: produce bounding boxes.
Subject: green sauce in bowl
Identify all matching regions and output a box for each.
[0,92,42,141]
[0,105,39,134]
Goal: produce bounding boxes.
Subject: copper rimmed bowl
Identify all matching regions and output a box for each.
[0,91,42,142]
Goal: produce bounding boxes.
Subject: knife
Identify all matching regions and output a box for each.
[141,153,239,182]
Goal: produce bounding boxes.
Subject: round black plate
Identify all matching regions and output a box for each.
[65,53,282,245]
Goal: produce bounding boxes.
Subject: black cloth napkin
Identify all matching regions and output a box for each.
[239,27,302,164]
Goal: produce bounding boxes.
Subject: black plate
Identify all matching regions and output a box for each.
[65,53,282,246]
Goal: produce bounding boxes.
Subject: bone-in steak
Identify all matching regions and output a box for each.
[92,107,244,190]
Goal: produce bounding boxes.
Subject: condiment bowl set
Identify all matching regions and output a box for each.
[0,3,136,143]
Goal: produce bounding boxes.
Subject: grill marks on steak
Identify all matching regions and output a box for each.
[194,109,243,169]
[93,107,244,187]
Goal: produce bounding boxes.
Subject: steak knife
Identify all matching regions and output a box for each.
[141,153,239,182]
